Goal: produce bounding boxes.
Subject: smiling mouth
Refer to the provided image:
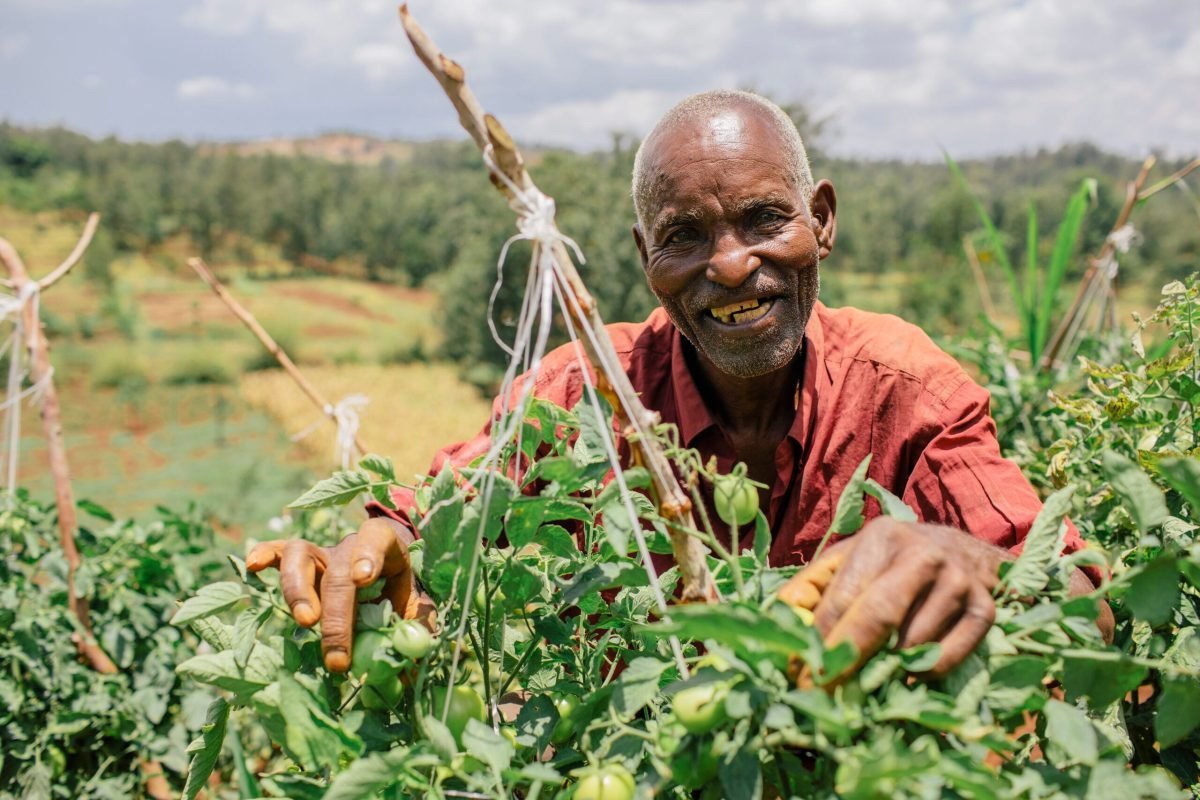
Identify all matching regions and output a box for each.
[708,298,774,325]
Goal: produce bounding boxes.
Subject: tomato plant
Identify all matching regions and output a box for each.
[392,619,435,659]
[167,280,1200,799]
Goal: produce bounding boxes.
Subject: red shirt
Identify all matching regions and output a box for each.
[375,303,1093,573]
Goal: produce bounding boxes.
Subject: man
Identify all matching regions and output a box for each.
[246,90,1110,680]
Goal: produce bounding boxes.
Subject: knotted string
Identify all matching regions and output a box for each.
[290,394,368,469]
[0,282,52,493]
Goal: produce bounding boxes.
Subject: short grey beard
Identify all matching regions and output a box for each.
[669,267,820,380]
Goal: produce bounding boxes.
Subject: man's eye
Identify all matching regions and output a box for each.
[665,228,696,245]
[753,210,783,227]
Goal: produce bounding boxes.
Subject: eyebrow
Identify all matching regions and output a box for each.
[732,193,797,215]
[651,207,705,240]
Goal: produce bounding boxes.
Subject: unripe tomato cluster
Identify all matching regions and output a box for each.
[574,764,635,800]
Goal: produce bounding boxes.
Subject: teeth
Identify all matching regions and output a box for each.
[710,298,771,325]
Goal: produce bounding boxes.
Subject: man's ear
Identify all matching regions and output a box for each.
[809,179,837,260]
[632,223,650,272]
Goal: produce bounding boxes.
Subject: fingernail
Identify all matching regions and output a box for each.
[354,559,374,580]
[326,647,349,672]
[293,602,312,622]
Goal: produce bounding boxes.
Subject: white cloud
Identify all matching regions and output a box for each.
[511,89,677,149]
[177,76,256,101]
[0,33,29,59]
[352,42,409,82]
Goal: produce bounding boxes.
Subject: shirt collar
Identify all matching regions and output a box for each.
[668,301,831,449]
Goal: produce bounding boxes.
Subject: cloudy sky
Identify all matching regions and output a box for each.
[2,0,1197,160]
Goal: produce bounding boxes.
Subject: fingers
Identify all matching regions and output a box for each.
[820,552,944,683]
[350,518,411,587]
[279,541,324,628]
[897,566,968,649]
[319,553,358,672]
[246,540,286,572]
[927,581,995,678]
[779,545,848,610]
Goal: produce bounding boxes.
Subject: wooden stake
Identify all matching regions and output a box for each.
[0,218,171,800]
[398,5,717,602]
[188,257,369,459]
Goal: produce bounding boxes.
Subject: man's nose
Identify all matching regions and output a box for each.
[706,232,760,288]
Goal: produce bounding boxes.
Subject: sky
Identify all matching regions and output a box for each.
[2,0,1197,161]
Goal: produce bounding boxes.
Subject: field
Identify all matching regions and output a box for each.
[2,206,490,531]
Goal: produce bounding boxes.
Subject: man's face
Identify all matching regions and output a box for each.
[634,108,831,379]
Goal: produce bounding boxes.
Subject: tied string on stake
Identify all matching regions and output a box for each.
[290,394,369,470]
[430,147,689,726]
[0,282,54,493]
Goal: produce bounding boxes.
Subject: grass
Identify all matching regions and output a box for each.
[240,363,492,483]
[0,205,476,533]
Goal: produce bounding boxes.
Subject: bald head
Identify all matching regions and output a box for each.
[631,90,814,231]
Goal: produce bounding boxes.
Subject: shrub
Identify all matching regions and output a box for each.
[165,351,234,386]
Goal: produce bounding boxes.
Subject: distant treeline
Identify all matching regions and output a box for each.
[0,122,1195,372]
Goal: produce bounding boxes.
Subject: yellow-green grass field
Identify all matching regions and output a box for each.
[2,206,488,534]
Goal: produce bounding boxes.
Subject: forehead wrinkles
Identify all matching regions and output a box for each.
[646,155,798,237]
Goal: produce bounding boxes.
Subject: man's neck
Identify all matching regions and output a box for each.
[687,339,806,440]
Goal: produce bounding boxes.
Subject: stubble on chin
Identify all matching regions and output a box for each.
[660,268,820,380]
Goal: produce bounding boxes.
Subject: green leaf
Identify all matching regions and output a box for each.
[322,749,411,800]
[1156,676,1200,748]
[1024,201,1039,331]
[572,393,614,466]
[561,562,648,606]
[646,602,817,662]
[288,469,371,508]
[1003,484,1074,596]
[358,453,396,482]
[828,455,873,536]
[864,479,917,522]
[462,718,514,774]
[176,649,278,699]
[1064,653,1148,709]
[181,697,229,800]
[514,694,556,752]
[1126,557,1179,628]
[612,657,670,718]
[1035,178,1093,359]
[1043,699,1098,766]
[505,497,548,549]
[171,581,244,626]
[277,671,363,770]
[1101,450,1169,532]
[422,715,458,761]
[945,152,1023,321]
[1157,457,1200,514]
[719,746,763,800]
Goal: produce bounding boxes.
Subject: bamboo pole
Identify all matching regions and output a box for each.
[398,5,717,602]
[188,257,369,458]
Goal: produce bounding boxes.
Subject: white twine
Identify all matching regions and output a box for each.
[0,282,47,493]
[1107,224,1141,255]
[431,147,689,716]
[290,394,369,469]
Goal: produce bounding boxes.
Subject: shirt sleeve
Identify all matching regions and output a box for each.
[901,379,1103,586]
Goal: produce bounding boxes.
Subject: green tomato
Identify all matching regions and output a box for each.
[672,682,729,735]
[391,620,434,659]
[713,474,758,527]
[551,694,581,744]
[473,582,506,616]
[360,673,404,710]
[500,725,519,748]
[351,629,395,685]
[575,765,635,800]
[431,685,486,746]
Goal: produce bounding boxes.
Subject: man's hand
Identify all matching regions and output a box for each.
[245,517,434,672]
[779,518,1002,683]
